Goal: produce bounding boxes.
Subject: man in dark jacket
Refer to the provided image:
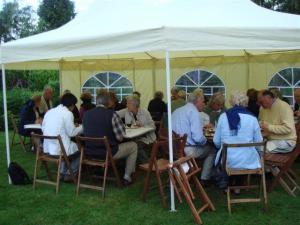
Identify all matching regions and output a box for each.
[147,91,167,121]
[82,90,137,184]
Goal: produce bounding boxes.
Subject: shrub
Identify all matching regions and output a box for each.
[0,88,37,131]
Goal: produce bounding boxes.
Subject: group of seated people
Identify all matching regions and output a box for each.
[170,87,296,190]
[19,86,157,184]
[18,84,298,189]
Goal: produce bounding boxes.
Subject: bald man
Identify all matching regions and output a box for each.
[39,86,54,115]
[294,88,300,117]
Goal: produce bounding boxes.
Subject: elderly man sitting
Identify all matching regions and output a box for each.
[172,91,215,183]
[117,95,156,163]
[259,90,296,153]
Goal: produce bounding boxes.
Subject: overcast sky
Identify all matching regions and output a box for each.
[0,0,96,14]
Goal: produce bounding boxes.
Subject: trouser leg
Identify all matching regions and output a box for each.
[60,152,80,175]
[185,145,215,180]
[113,141,138,180]
[135,141,149,164]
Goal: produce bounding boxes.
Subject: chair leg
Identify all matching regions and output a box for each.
[18,134,27,152]
[268,167,284,192]
[168,170,183,203]
[33,159,39,191]
[141,170,152,202]
[56,158,62,194]
[288,169,298,181]
[155,171,167,208]
[102,163,109,199]
[227,187,232,215]
[110,159,122,187]
[176,174,203,224]
[11,131,16,149]
[261,172,268,211]
[279,177,297,197]
[285,172,300,192]
[193,176,215,211]
[76,158,84,196]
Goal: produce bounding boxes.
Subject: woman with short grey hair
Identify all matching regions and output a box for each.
[213,90,263,192]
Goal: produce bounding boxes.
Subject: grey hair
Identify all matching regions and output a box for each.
[229,91,248,107]
[44,85,53,92]
[188,90,204,104]
[127,95,140,107]
[96,89,109,106]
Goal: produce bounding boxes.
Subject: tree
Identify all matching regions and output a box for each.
[37,0,75,32]
[252,0,300,15]
[0,1,36,42]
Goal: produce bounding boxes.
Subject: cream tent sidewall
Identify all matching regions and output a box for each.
[60,53,300,108]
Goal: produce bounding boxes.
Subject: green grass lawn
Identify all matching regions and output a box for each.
[1,132,300,225]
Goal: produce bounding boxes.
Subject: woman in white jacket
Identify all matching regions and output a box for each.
[42,93,83,178]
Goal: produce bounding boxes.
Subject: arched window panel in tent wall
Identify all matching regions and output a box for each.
[82,72,133,104]
[175,69,225,100]
[268,67,300,106]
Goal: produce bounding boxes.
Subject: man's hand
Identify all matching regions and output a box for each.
[295,110,300,117]
[35,118,43,124]
[259,121,270,137]
[135,121,143,127]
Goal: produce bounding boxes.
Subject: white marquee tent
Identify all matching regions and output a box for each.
[1,0,300,210]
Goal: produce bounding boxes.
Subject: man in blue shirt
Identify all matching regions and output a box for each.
[172,91,215,182]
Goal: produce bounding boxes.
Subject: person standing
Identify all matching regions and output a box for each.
[147,91,167,121]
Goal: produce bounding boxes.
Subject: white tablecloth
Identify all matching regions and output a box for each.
[24,124,154,139]
[24,124,42,129]
[124,127,154,139]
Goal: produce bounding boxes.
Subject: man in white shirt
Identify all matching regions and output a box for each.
[42,93,83,179]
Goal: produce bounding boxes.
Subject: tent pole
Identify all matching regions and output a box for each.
[165,51,175,211]
[1,63,11,184]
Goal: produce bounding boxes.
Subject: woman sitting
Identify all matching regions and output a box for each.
[19,95,43,136]
[213,91,263,192]
[79,92,95,121]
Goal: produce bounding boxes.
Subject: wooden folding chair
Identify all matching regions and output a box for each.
[32,133,77,194]
[75,136,122,199]
[169,156,215,225]
[221,141,267,214]
[139,134,187,208]
[265,131,300,197]
[10,114,28,152]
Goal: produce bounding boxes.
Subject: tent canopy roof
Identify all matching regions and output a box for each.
[1,0,300,64]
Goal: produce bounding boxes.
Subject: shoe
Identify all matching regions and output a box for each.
[200,179,212,188]
[233,188,240,195]
[122,179,133,187]
[63,174,77,183]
